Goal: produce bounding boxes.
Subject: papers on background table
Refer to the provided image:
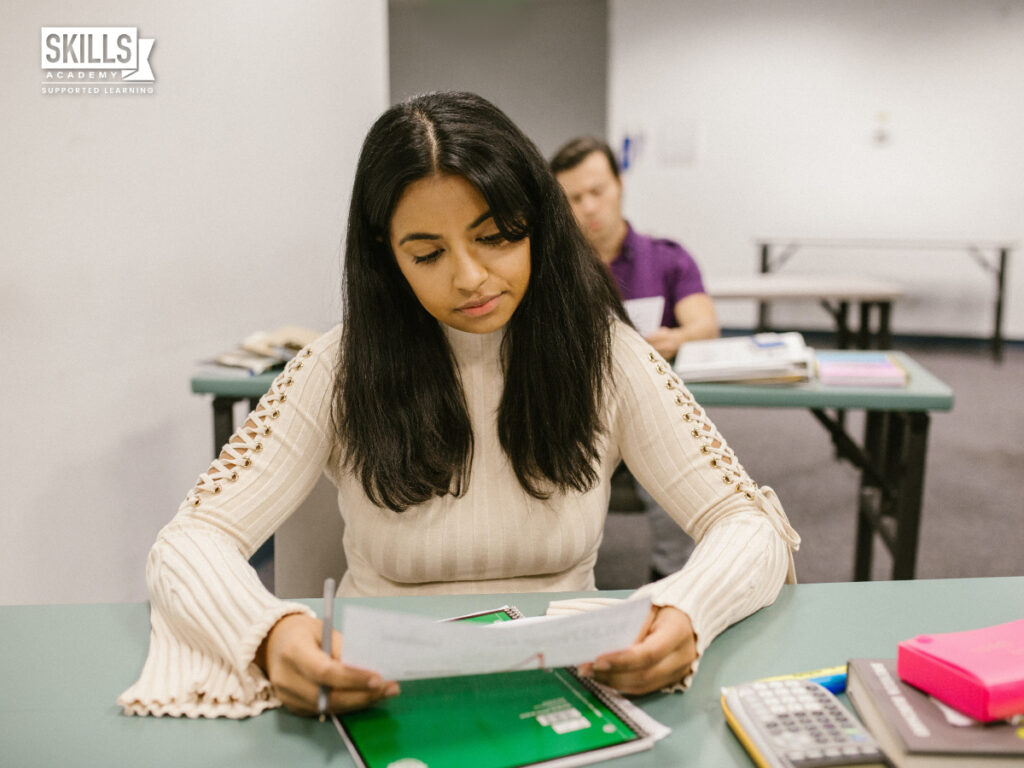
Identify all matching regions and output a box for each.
[673,332,814,383]
[815,351,908,388]
[623,296,665,337]
[210,325,322,375]
[340,597,651,681]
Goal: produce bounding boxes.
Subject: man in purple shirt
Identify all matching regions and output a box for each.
[552,136,720,580]
[551,136,718,360]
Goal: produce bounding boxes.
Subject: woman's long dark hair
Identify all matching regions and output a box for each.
[334,91,627,511]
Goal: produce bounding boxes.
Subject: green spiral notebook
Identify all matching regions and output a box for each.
[333,607,665,768]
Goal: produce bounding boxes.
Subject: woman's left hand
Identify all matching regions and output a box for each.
[578,605,697,694]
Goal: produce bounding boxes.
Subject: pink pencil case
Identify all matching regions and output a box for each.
[897,618,1024,722]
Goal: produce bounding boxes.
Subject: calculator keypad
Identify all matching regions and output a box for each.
[734,680,886,767]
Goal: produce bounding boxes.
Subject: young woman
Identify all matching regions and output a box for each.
[119,92,799,719]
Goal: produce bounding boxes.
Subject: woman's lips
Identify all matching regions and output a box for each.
[457,294,501,317]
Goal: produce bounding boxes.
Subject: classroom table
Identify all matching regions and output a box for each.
[754,237,1016,361]
[3,577,1021,767]
[707,274,904,349]
[686,351,953,581]
[192,350,954,582]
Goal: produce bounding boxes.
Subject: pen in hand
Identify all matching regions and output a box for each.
[318,577,336,722]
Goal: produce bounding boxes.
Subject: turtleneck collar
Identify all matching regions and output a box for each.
[442,323,505,367]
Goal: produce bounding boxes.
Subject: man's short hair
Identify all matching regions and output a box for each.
[550,136,620,179]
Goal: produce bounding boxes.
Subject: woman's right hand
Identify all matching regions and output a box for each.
[256,613,400,716]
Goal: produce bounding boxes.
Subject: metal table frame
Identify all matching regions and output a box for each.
[684,350,952,581]
[710,274,902,351]
[756,237,1015,360]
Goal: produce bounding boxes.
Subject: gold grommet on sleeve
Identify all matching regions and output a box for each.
[186,343,294,505]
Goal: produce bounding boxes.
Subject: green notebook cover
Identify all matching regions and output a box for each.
[333,607,657,768]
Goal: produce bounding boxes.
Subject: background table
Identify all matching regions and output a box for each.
[707,274,904,349]
[755,237,1016,360]
[687,352,953,581]
[3,578,1021,767]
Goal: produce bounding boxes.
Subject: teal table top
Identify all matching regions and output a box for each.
[191,351,953,412]
[191,366,280,397]
[686,351,953,411]
[3,577,1020,766]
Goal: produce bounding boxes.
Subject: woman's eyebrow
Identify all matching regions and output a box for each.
[398,231,440,245]
[397,210,494,246]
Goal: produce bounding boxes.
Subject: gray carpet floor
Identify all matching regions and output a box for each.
[595,339,1024,588]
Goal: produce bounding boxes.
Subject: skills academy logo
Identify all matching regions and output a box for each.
[41,27,156,96]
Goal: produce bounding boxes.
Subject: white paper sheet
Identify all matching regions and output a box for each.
[623,296,665,337]
[340,597,652,681]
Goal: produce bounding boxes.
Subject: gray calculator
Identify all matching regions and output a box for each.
[722,679,893,768]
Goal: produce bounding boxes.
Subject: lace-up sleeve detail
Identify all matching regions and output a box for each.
[644,351,800,558]
[609,321,800,684]
[186,348,312,510]
[118,326,342,718]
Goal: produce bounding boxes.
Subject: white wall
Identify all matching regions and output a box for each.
[0,0,388,604]
[609,0,1024,338]
[389,0,607,158]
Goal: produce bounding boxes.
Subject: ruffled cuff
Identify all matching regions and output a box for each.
[118,522,317,718]
[117,600,313,718]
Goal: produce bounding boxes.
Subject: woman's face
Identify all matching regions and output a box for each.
[389,174,531,335]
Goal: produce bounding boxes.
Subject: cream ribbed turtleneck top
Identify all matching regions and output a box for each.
[118,319,799,718]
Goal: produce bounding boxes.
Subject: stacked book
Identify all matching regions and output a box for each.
[846,619,1024,767]
[672,332,814,384]
[815,350,909,388]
